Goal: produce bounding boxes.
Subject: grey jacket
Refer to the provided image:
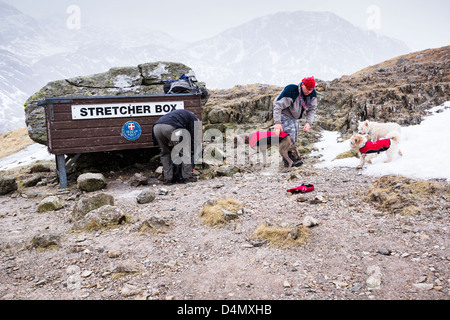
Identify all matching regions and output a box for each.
[273,84,317,125]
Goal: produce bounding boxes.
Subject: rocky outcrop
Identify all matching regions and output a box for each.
[24,62,209,145]
[203,84,282,131]
[205,47,449,139]
[24,47,450,149]
[315,45,450,135]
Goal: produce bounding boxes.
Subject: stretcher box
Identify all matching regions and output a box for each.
[39,94,202,188]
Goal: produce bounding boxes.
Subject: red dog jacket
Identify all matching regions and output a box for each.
[247,131,289,148]
[359,139,391,154]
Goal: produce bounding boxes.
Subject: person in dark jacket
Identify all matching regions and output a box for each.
[152,109,201,184]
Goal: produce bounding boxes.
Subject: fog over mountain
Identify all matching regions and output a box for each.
[0,1,410,133]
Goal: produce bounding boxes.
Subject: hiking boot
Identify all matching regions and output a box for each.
[181,176,197,183]
[162,178,174,185]
[292,160,303,167]
[288,151,301,162]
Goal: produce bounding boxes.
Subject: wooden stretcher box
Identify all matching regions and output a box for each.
[39,94,202,188]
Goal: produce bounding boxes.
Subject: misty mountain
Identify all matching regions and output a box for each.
[184,11,410,87]
[0,2,42,44]
[0,2,410,133]
[0,49,33,132]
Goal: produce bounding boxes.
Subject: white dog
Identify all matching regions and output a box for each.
[350,131,402,169]
[358,120,402,141]
[357,120,403,162]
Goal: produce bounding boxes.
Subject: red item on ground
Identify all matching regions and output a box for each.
[287,184,314,193]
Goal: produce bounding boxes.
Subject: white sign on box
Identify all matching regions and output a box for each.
[71,101,185,120]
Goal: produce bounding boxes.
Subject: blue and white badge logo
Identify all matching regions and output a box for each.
[122,121,142,141]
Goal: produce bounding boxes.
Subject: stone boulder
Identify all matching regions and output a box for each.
[0,176,17,195]
[139,215,171,234]
[77,173,107,192]
[129,173,148,187]
[216,165,240,177]
[29,163,51,173]
[37,196,63,212]
[72,193,115,221]
[22,174,42,188]
[25,62,209,145]
[136,189,156,204]
[27,231,61,251]
[73,205,126,231]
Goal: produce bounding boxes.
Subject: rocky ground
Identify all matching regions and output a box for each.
[0,153,448,301]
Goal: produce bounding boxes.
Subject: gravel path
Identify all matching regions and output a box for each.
[0,160,448,301]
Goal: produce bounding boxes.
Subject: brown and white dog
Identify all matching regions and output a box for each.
[350,131,402,169]
[233,131,302,170]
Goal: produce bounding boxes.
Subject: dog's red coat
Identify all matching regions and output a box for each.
[248,131,289,148]
[359,138,391,154]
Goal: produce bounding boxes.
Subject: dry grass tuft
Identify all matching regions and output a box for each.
[252,224,310,249]
[367,175,450,216]
[200,197,243,227]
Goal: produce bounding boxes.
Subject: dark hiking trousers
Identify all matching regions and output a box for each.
[153,123,193,181]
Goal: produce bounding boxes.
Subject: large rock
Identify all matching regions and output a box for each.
[27,231,61,251]
[216,165,240,177]
[136,189,156,204]
[77,173,107,192]
[0,176,17,195]
[72,193,115,221]
[73,205,126,231]
[25,62,209,145]
[37,196,63,213]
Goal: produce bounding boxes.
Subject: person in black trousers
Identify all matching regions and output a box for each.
[152,109,202,184]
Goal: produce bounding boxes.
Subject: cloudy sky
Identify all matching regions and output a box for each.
[4,0,450,52]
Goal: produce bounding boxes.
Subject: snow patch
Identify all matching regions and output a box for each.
[313,101,450,181]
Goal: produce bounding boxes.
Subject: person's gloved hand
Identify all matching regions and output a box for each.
[303,122,311,132]
[274,123,283,135]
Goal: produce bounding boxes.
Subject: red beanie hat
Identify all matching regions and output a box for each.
[302,76,315,89]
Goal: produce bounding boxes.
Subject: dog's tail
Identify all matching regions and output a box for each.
[386,130,400,143]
